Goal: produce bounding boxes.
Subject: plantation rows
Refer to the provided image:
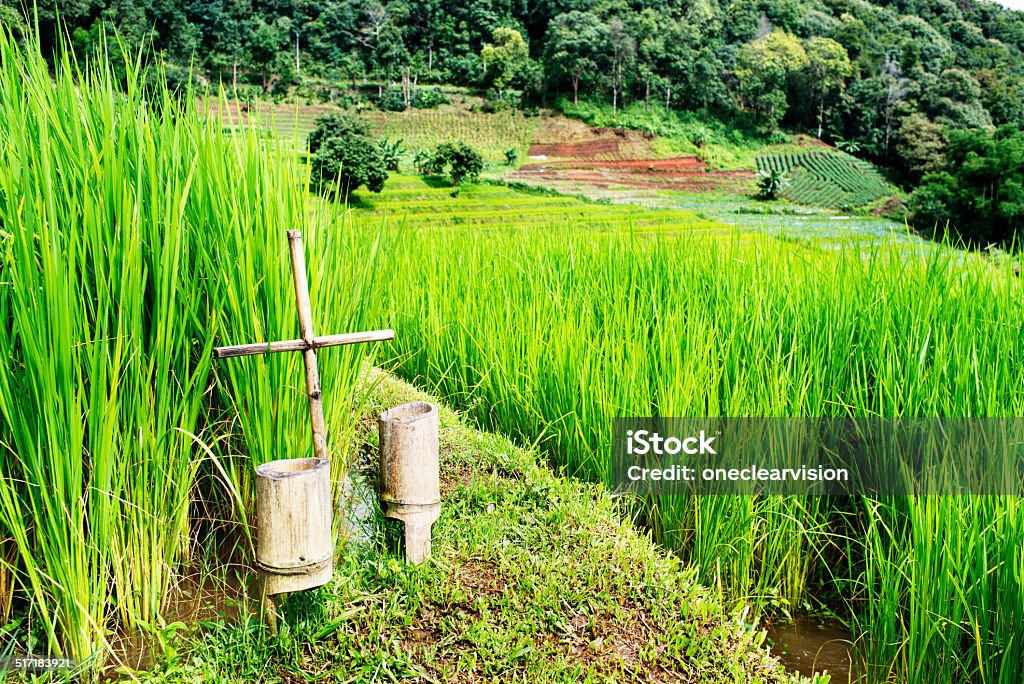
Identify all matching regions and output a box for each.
[208,99,534,164]
[364,111,535,163]
[757,150,890,209]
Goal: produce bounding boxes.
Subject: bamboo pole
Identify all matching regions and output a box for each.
[287,230,328,462]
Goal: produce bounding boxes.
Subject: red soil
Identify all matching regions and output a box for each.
[527,139,624,158]
[515,149,754,193]
[521,157,709,172]
[523,124,753,193]
[511,165,755,193]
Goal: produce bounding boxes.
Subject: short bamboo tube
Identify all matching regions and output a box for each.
[379,402,441,564]
[255,457,333,596]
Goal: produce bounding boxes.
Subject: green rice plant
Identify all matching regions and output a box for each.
[0,32,384,665]
[0,36,217,658]
[333,201,1024,681]
[189,118,386,507]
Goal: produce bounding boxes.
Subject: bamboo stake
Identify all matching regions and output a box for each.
[287,230,328,462]
[213,329,395,359]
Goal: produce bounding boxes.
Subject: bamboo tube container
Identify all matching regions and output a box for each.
[255,457,333,595]
[379,402,441,564]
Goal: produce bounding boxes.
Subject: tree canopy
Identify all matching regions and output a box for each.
[11,0,1024,203]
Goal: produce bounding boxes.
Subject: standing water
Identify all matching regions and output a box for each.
[766,617,864,682]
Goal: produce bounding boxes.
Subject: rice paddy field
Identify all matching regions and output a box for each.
[2,34,1023,684]
[343,184,1024,681]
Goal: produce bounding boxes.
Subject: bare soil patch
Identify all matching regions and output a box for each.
[511,165,755,194]
[521,115,754,194]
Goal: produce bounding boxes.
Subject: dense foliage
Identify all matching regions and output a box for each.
[909,126,1024,244]
[425,142,485,186]
[308,113,389,196]
[11,1,1023,158]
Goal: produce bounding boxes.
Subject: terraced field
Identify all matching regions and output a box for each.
[353,174,733,235]
[363,110,535,163]
[203,99,534,164]
[756,150,891,209]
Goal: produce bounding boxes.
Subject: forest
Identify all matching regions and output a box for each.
[8,2,1024,177]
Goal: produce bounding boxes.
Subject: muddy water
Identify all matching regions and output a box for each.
[766,618,864,683]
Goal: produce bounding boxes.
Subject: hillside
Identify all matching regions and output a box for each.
[35,0,1013,241]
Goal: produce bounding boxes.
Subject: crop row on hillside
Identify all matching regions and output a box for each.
[204,98,534,164]
[757,150,890,209]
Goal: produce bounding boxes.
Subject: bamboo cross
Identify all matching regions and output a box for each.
[213,230,394,461]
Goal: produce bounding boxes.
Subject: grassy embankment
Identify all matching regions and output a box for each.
[140,372,813,684]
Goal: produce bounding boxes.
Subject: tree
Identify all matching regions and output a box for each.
[735,30,807,128]
[308,114,389,198]
[606,18,635,118]
[248,15,291,91]
[480,27,529,91]
[879,56,909,158]
[757,169,789,200]
[427,142,484,186]
[920,68,992,129]
[354,1,409,96]
[544,11,607,106]
[376,138,405,171]
[896,113,946,181]
[909,127,1024,246]
[805,37,852,139]
[630,9,663,112]
[307,114,371,153]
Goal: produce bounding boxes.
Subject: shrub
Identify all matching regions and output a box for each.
[377,87,407,112]
[756,169,789,200]
[413,148,433,173]
[377,138,406,171]
[427,142,484,186]
[307,114,371,154]
[412,87,450,109]
[308,115,388,197]
[484,89,520,111]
